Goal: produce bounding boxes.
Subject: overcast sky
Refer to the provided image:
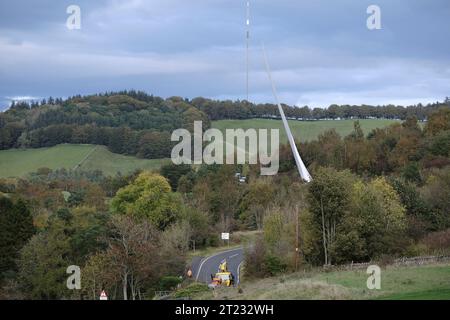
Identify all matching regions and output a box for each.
[0,0,449,110]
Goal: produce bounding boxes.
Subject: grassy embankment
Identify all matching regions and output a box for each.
[182,263,450,300]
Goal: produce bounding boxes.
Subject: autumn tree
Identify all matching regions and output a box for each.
[390,178,432,238]
[105,215,161,300]
[344,121,372,173]
[17,218,71,299]
[111,172,182,230]
[81,252,121,300]
[303,129,345,170]
[307,167,354,265]
[334,178,407,263]
[420,168,450,230]
[190,165,243,232]
[160,163,193,191]
[239,178,276,229]
[425,108,450,136]
[0,197,35,277]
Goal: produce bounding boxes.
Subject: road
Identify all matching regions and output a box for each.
[191,247,244,285]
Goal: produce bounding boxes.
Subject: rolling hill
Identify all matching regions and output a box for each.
[211,118,401,143]
[0,144,169,178]
[0,119,401,178]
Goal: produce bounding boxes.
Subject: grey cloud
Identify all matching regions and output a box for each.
[0,0,449,110]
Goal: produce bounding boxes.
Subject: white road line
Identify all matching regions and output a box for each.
[229,253,239,259]
[237,261,243,285]
[195,247,243,281]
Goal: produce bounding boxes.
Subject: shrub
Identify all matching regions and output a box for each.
[421,229,450,255]
[263,255,287,276]
[159,276,182,291]
[173,283,209,298]
[243,237,267,278]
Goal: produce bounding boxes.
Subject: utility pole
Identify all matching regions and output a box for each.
[295,205,300,271]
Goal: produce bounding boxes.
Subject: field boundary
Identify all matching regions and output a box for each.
[328,255,450,271]
[72,145,98,170]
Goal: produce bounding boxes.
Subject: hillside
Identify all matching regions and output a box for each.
[0,119,403,178]
[181,263,450,300]
[0,144,168,178]
[2,92,446,162]
[212,118,401,142]
[0,93,210,160]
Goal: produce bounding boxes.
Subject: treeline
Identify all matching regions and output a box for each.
[0,92,210,158]
[2,90,449,157]
[191,96,450,121]
[297,110,450,176]
[19,125,173,159]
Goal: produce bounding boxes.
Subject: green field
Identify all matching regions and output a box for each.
[185,263,450,300]
[0,119,400,178]
[212,118,400,143]
[314,264,450,300]
[0,144,169,178]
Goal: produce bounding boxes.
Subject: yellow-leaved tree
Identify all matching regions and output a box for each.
[111,171,182,230]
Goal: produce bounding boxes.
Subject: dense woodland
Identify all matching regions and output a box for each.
[1,91,449,159]
[0,91,449,299]
[0,92,210,158]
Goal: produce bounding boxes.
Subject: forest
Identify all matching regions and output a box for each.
[1,91,449,159]
[0,91,449,299]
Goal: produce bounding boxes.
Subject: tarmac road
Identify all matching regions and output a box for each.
[191,247,244,285]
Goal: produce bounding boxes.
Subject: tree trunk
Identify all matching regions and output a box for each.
[320,196,328,265]
[122,272,128,300]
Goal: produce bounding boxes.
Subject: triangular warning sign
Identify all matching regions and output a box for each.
[100,290,108,300]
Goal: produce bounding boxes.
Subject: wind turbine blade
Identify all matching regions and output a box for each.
[262,44,312,183]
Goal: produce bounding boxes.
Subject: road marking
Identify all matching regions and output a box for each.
[237,261,243,285]
[195,247,243,281]
[229,253,239,259]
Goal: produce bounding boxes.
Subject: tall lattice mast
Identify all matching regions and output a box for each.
[246,1,250,101]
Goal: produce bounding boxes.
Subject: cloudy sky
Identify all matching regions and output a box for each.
[0,0,449,110]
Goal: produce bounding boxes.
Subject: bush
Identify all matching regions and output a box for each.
[243,237,267,278]
[263,255,287,276]
[206,234,219,247]
[173,283,209,298]
[159,276,182,291]
[421,229,450,255]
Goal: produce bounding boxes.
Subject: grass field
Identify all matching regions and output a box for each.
[212,118,400,143]
[0,144,169,178]
[185,263,450,300]
[314,264,450,300]
[0,119,400,178]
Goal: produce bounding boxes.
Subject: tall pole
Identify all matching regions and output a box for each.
[246,1,250,101]
[295,205,299,271]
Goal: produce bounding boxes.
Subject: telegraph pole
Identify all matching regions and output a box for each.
[295,205,300,271]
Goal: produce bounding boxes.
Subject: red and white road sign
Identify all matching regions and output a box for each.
[100,290,108,300]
